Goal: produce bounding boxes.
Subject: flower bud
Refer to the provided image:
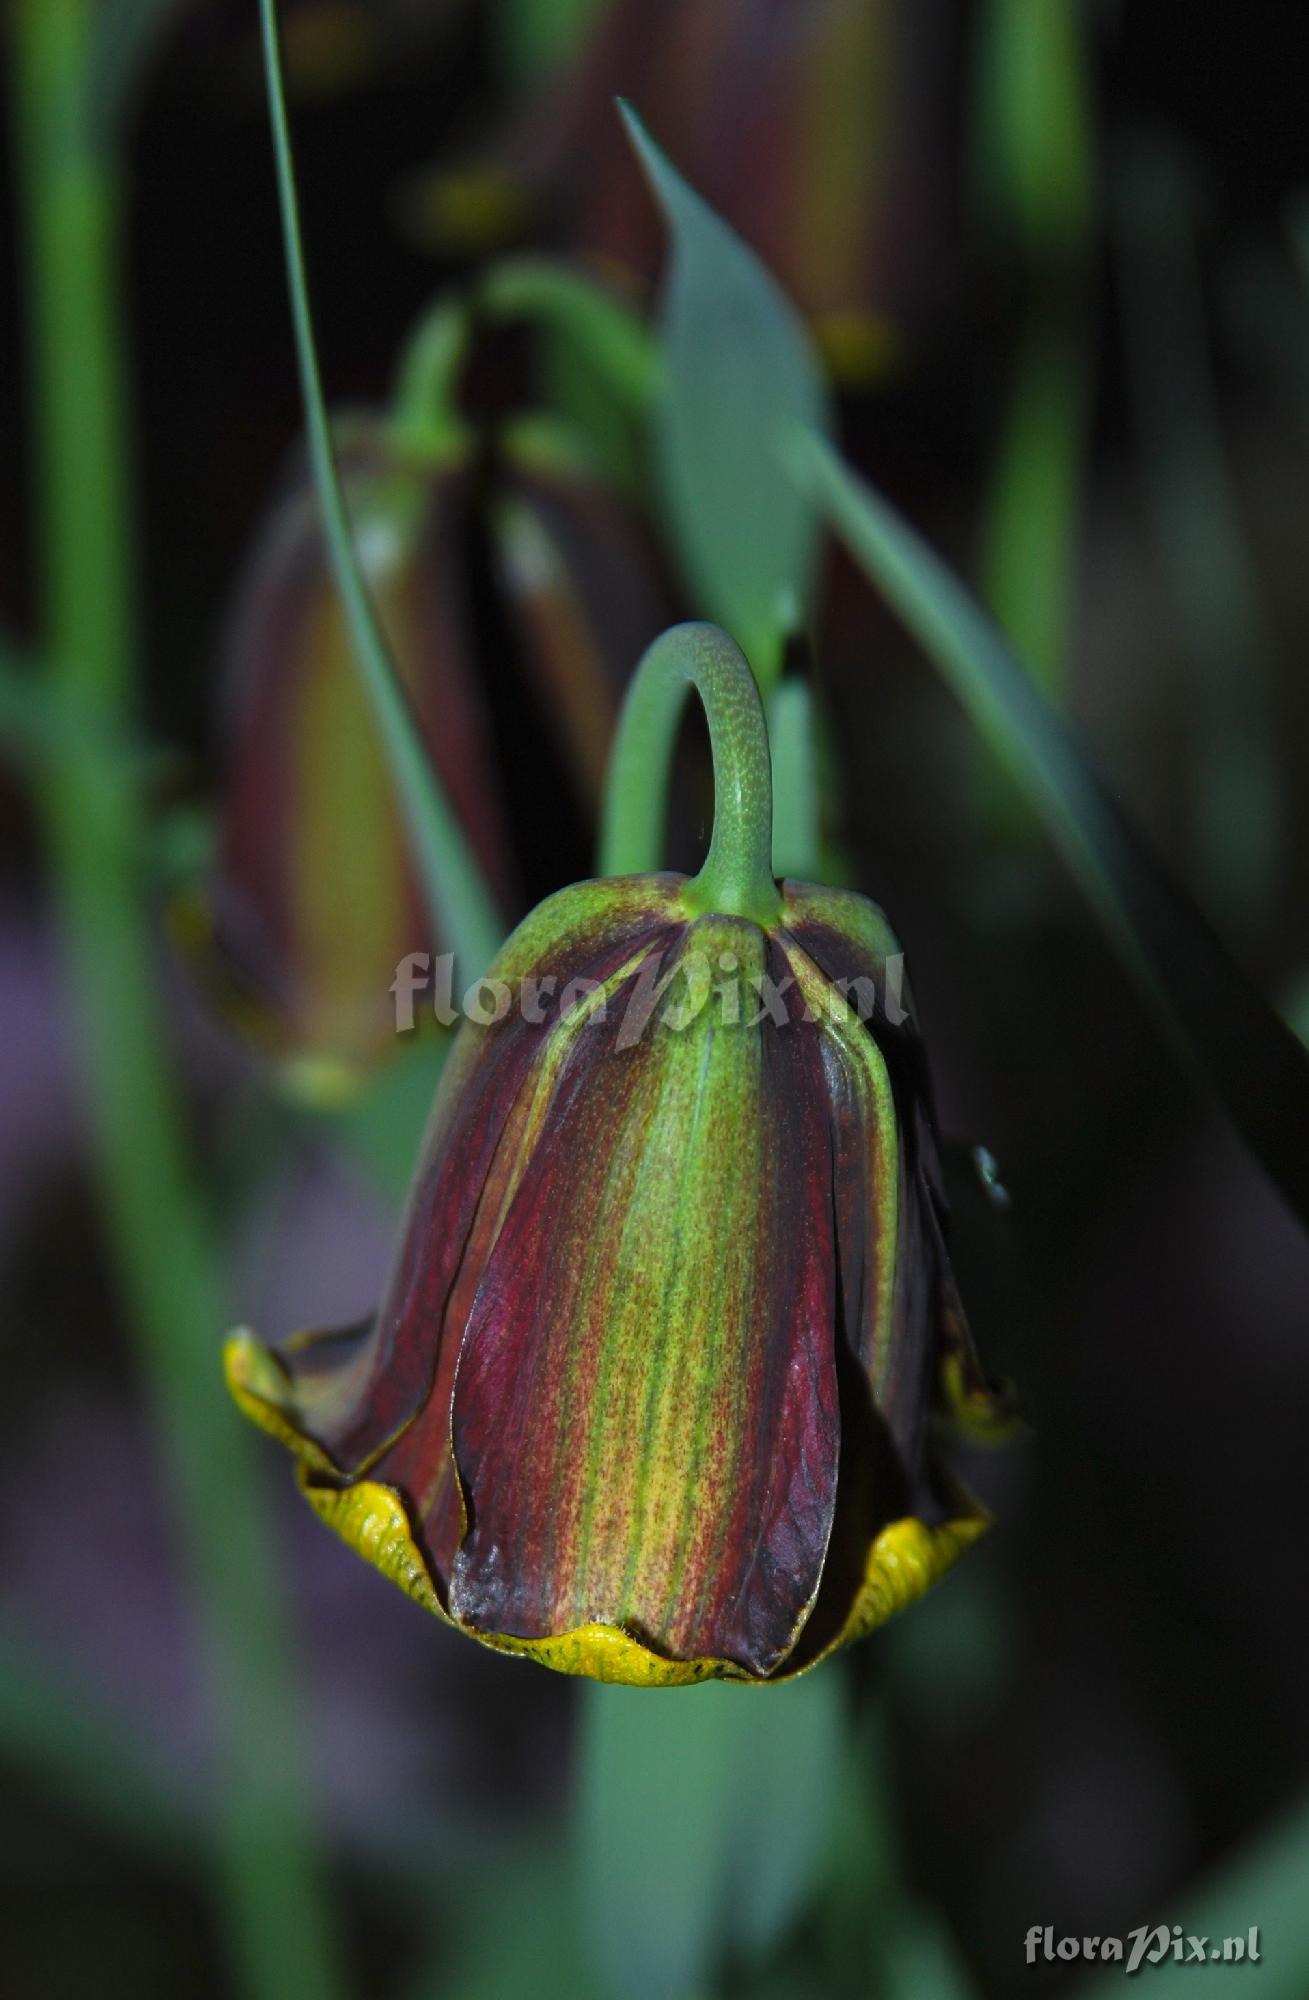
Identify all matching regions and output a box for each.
[200,429,513,1094]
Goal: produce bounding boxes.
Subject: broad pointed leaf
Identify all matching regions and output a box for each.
[620,102,831,689]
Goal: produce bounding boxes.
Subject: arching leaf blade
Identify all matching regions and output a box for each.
[792,429,1309,1232]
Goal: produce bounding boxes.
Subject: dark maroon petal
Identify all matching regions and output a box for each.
[446,920,841,1674]
[264,884,686,1491]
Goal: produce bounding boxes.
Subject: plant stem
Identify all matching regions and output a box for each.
[258,0,503,983]
[10,4,346,1994]
[389,293,472,454]
[478,256,659,412]
[767,678,822,881]
[600,621,780,926]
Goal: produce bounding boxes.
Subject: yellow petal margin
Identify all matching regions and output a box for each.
[224,1331,339,1476]
[794,1509,991,1680]
[301,1472,749,1685]
[225,1333,988,1686]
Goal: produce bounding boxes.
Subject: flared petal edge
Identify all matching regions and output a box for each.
[227,1334,988,1685]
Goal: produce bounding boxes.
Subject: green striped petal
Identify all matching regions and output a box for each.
[449,915,842,1678]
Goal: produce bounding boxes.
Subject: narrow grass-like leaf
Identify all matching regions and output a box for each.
[818,1707,979,1997]
[882,1919,980,2000]
[388,292,473,452]
[722,1669,845,1959]
[257,0,504,981]
[792,431,1309,1232]
[335,1036,451,1203]
[0,1618,508,1918]
[620,101,831,690]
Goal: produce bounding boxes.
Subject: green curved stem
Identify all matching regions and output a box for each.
[478,256,658,413]
[600,622,780,926]
[389,292,472,454]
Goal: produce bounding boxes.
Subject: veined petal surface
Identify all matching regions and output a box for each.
[448,916,841,1676]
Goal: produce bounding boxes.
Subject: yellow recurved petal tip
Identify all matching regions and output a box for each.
[223,1331,338,1477]
[810,1510,991,1674]
[295,1473,451,1622]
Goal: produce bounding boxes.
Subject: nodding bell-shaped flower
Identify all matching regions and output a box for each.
[193,320,669,1099]
[226,625,1007,1684]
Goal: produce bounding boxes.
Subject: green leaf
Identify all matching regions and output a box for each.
[409,1840,609,2000]
[791,430,1309,1234]
[576,1670,844,2000]
[620,102,831,691]
[1080,1790,1309,1997]
[972,0,1095,807]
[881,1917,980,2000]
[15,4,350,1988]
[388,292,473,454]
[257,0,505,982]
